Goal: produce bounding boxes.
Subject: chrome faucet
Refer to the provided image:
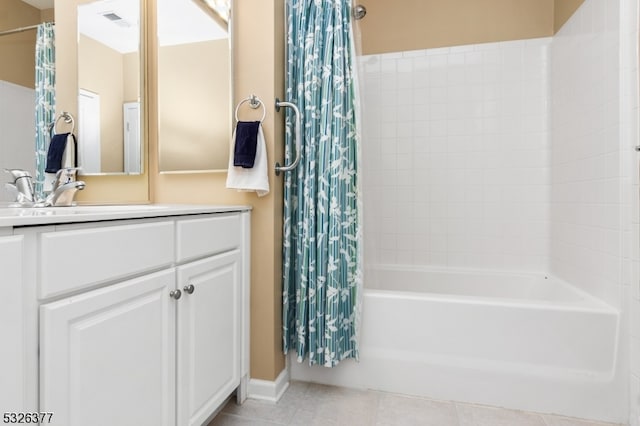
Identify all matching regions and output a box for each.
[40,167,85,207]
[4,169,36,206]
[4,167,86,207]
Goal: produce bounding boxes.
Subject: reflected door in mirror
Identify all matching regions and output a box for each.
[124,102,141,174]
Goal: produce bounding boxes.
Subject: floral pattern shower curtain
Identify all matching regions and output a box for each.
[282,0,362,367]
[34,23,55,198]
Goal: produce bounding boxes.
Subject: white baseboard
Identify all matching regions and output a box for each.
[247,368,290,403]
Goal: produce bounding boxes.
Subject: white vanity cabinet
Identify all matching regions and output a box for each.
[0,234,29,414]
[4,207,250,426]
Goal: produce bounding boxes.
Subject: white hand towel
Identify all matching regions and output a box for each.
[226,123,269,197]
[62,133,76,169]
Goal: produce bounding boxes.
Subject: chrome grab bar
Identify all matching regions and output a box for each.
[275,98,301,176]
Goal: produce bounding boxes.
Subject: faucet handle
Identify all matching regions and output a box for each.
[54,167,82,185]
[55,167,81,176]
[4,168,32,183]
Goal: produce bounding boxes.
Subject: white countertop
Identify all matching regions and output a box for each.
[0,204,251,227]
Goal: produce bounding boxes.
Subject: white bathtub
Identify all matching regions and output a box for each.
[289,266,625,423]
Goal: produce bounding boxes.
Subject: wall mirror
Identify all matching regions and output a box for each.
[0,0,144,185]
[77,0,143,175]
[157,0,231,173]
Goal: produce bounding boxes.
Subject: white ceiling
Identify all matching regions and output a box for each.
[157,0,228,47]
[78,0,141,53]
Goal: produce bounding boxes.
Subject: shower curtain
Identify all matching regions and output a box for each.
[282,0,362,367]
[34,23,55,198]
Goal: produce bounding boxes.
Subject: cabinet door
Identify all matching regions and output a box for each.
[0,236,25,414]
[40,269,177,426]
[177,251,241,426]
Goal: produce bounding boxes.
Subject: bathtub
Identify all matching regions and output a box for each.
[289,265,625,422]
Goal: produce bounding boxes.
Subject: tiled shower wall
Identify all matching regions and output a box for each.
[550,1,639,423]
[360,38,551,272]
[549,0,624,308]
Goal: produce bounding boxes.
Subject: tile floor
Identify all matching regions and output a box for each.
[208,381,623,426]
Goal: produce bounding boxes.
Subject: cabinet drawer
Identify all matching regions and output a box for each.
[176,214,241,263]
[39,221,174,299]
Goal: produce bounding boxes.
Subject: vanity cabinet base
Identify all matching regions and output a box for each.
[4,209,250,426]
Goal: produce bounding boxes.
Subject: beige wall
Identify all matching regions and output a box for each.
[158,39,230,171]
[149,0,286,381]
[0,0,42,88]
[78,35,125,172]
[359,0,555,55]
[40,8,54,23]
[359,0,584,55]
[554,0,584,33]
[123,52,140,102]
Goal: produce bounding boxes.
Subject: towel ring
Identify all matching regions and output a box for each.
[49,111,75,136]
[235,95,266,122]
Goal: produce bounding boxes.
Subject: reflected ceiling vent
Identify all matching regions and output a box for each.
[101,11,131,27]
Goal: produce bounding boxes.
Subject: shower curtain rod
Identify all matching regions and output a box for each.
[0,22,54,37]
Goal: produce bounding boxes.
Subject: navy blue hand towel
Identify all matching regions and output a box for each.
[45,132,71,173]
[233,121,261,168]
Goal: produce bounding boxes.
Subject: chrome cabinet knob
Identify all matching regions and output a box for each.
[169,289,182,300]
[183,284,195,294]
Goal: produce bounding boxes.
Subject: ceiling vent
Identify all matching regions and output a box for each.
[101,11,130,27]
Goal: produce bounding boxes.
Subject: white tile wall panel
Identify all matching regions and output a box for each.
[361,38,551,272]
